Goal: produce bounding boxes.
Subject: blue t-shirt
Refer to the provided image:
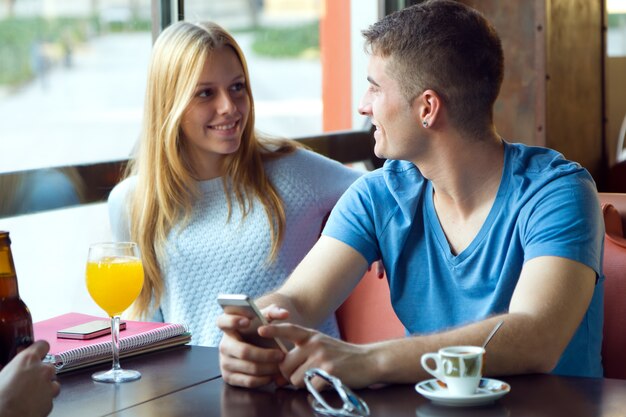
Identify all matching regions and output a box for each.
[323,141,604,377]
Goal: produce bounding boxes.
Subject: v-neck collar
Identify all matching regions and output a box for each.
[424,142,512,266]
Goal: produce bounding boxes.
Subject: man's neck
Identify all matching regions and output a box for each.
[418,131,504,218]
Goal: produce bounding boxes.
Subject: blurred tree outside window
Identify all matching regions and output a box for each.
[0,0,152,174]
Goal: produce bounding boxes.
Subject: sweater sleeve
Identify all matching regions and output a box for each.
[292,149,363,216]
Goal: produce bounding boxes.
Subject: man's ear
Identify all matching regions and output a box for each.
[414,89,441,128]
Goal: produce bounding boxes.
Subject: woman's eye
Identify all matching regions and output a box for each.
[198,89,213,98]
[231,82,246,93]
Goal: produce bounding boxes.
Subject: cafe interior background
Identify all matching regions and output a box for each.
[0,0,625,323]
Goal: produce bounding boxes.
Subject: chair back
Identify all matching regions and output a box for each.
[335,269,404,344]
[598,192,626,379]
[599,193,626,232]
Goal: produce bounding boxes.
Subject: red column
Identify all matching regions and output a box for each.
[320,0,352,132]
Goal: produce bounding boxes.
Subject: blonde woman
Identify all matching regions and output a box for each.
[107,21,360,346]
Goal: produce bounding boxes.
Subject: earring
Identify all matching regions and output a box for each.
[422,120,429,128]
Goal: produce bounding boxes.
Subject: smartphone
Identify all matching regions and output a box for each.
[57,320,127,340]
[217,294,289,353]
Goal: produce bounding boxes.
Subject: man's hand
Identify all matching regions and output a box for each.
[217,305,289,387]
[259,323,376,389]
[0,340,60,417]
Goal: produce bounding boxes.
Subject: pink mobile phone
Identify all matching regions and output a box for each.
[217,294,290,353]
[57,320,127,340]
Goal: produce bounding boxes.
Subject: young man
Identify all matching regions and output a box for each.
[217,0,604,389]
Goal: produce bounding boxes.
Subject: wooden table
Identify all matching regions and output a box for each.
[51,345,220,417]
[53,345,626,417]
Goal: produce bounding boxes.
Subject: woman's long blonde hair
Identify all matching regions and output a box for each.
[127,21,299,318]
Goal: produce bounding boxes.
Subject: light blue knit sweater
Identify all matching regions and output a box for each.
[108,149,361,346]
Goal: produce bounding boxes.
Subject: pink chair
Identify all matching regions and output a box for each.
[598,193,626,379]
[335,269,404,344]
[318,210,404,344]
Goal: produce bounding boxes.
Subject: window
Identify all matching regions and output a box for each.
[0,0,153,320]
[608,0,626,57]
[607,0,626,166]
[0,0,152,174]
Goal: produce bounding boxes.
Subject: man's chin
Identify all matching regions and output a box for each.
[373,144,387,160]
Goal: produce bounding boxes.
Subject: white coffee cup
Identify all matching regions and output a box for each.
[420,346,485,396]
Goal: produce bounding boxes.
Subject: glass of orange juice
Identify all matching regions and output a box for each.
[85,242,144,383]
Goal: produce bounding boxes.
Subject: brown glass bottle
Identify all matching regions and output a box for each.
[0,231,33,367]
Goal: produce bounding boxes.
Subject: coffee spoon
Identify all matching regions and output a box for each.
[482,320,504,349]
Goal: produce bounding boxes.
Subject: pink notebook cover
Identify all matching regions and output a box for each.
[34,312,175,355]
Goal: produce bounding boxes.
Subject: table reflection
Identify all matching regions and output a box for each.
[415,403,511,417]
[503,374,599,417]
[221,385,312,417]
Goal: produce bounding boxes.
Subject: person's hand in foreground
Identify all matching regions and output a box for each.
[218,304,290,387]
[0,340,60,417]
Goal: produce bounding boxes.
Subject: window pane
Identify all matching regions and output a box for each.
[0,0,152,174]
[0,1,153,320]
[608,0,626,57]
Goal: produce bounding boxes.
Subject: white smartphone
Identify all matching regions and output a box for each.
[57,320,126,340]
[217,294,289,353]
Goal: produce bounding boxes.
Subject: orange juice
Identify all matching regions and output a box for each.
[86,256,144,317]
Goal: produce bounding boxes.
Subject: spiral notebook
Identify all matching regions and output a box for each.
[34,312,191,373]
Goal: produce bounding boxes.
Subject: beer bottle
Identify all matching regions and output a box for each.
[0,231,33,367]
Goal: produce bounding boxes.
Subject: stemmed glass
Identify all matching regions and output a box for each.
[85,242,144,383]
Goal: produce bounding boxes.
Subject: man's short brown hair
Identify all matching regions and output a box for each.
[362,0,504,137]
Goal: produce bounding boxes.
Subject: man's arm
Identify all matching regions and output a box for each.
[378,256,595,380]
[257,236,371,327]
[261,255,596,388]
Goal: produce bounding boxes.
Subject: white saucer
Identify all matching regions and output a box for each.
[415,378,510,407]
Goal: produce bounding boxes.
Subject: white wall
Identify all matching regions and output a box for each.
[0,203,112,322]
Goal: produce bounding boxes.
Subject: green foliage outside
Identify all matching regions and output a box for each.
[0,16,149,87]
[608,13,626,28]
[108,19,151,33]
[250,21,319,59]
[0,18,319,87]
[0,16,96,85]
